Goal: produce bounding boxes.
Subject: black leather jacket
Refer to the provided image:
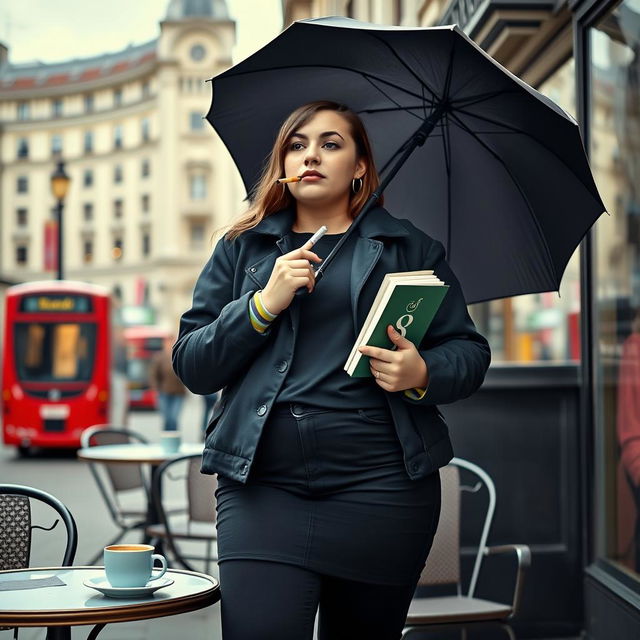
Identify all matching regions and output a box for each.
[173,206,491,483]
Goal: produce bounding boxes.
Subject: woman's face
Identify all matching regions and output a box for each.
[283,110,366,207]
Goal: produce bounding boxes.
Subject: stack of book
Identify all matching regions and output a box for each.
[344,270,449,377]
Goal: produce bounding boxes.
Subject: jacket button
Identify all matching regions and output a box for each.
[277,360,288,373]
[257,404,267,416]
[411,462,419,472]
[240,463,248,475]
[249,267,257,273]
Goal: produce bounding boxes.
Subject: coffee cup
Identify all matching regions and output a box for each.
[160,431,181,454]
[103,544,167,588]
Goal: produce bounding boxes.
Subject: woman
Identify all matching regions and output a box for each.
[173,101,491,639]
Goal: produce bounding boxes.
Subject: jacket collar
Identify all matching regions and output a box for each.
[249,205,411,239]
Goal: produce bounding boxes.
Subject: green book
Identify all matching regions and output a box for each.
[344,270,449,378]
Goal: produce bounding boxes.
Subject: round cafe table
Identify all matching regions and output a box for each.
[77,442,204,553]
[77,442,203,465]
[0,566,219,639]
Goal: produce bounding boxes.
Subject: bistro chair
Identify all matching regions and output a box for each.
[80,425,151,564]
[146,453,218,574]
[402,457,531,639]
[0,484,78,640]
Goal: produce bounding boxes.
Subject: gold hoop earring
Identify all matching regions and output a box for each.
[352,177,363,194]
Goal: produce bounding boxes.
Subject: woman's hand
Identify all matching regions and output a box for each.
[260,239,323,314]
[357,325,429,392]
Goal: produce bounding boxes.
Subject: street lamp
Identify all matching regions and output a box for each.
[50,157,71,280]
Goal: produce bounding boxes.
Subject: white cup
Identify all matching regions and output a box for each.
[160,431,181,454]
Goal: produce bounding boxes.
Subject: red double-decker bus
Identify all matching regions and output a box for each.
[1,281,120,455]
[124,326,170,409]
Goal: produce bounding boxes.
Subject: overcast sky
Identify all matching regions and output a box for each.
[0,0,283,66]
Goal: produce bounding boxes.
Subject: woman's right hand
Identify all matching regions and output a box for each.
[260,239,323,314]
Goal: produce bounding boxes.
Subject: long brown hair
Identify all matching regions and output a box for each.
[222,101,383,241]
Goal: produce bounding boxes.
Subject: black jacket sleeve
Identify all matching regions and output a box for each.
[403,239,491,406]
[172,238,273,394]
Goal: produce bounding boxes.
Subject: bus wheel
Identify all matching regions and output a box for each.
[17,445,31,458]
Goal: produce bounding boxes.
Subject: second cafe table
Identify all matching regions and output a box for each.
[77,442,204,553]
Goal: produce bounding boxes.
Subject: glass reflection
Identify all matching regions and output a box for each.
[591,0,640,577]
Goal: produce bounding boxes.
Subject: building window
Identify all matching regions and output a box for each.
[114,88,123,107]
[17,138,29,159]
[84,94,94,113]
[17,176,28,194]
[142,80,150,98]
[51,134,63,155]
[114,199,123,218]
[114,125,123,149]
[84,131,93,154]
[142,232,151,257]
[141,117,150,142]
[112,238,123,261]
[17,102,29,120]
[190,112,204,131]
[83,169,94,187]
[52,98,63,118]
[114,164,123,184]
[16,245,28,266]
[83,240,93,264]
[190,222,205,250]
[83,203,93,221]
[141,194,150,213]
[190,174,207,200]
[141,159,150,178]
[16,208,28,226]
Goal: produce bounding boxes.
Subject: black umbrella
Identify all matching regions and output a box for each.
[205,16,607,304]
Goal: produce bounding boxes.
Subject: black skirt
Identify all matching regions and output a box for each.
[214,403,441,586]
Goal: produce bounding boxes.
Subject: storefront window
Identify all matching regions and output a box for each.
[591,0,640,579]
[468,57,580,362]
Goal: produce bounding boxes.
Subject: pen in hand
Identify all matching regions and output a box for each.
[294,225,327,296]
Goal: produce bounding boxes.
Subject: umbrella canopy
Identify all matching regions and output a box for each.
[206,16,607,304]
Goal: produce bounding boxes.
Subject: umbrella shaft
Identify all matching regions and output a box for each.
[313,102,447,285]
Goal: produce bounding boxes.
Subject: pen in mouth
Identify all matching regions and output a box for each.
[276,176,302,184]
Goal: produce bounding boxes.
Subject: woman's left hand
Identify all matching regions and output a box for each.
[357,325,429,392]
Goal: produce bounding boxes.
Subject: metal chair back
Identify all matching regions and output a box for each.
[187,457,217,523]
[80,425,150,520]
[0,484,77,569]
[150,453,217,572]
[417,457,496,597]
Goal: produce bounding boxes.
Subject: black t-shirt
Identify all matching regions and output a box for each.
[276,231,387,409]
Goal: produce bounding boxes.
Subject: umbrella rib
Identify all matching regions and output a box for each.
[454,106,602,201]
[452,89,521,109]
[220,63,436,107]
[366,32,441,104]
[447,111,559,287]
[361,75,428,123]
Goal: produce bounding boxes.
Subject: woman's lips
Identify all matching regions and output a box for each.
[301,174,324,182]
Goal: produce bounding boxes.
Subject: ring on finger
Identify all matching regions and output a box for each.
[374,369,380,379]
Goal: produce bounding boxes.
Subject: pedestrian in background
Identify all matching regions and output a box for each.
[149,335,186,432]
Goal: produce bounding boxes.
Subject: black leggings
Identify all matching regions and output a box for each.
[218,559,418,640]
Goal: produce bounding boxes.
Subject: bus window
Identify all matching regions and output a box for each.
[15,322,97,382]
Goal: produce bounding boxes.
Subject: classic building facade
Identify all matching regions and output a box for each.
[0,0,241,328]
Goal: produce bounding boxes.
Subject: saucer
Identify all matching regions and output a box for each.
[83,575,174,598]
